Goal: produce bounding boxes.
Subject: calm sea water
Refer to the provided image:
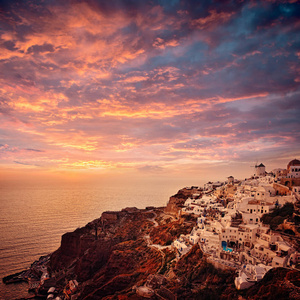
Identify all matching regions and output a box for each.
[0,179,183,300]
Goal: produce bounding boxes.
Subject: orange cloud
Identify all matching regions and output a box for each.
[191,10,234,30]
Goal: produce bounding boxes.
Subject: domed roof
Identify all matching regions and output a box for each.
[287,159,300,169]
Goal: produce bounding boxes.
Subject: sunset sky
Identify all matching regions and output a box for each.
[0,0,299,185]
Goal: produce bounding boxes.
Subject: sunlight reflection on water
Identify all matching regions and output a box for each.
[0,180,181,299]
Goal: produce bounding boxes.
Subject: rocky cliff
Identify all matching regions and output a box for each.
[48,190,300,300]
[165,191,189,216]
[50,207,171,299]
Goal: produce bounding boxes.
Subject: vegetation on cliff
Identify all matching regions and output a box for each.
[261,203,294,229]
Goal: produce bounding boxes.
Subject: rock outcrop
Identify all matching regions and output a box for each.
[243,268,300,300]
[165,190,191,216]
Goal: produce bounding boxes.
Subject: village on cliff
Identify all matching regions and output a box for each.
[4,159,300,300]
[169,159,300,290]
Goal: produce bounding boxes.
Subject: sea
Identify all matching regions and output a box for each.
[0,178,194,300]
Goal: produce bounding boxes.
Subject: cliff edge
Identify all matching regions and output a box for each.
[46,190,300,300]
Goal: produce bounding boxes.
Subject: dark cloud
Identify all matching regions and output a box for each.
[0,0,11,10]
[14,160,40,166]
[25,148,44,152]
[27,43,55,54]
[2,40,18,51]
[250,2,300,30]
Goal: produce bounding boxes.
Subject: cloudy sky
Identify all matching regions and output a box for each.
[0,0,299,184]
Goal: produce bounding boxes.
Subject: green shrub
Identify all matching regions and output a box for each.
[261,203,294,227]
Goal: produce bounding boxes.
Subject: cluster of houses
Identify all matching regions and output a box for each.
[172,159,300,290]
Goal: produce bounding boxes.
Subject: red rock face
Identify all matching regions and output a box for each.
[165,194,189,215]
[50,209,164,299]
[165,188,201,216]
[75,239,113,282]
[50,231,82,271]
[61,232,81,258]
[150,216,196,245]
[49,204,300,300]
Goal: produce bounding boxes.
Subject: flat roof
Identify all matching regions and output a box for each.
[272,256,285,263]
[243,224,259,229]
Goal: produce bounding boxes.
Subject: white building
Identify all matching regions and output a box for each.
[272,256,286,268]
[287,159,300,178]
[235,264,271,290]
[241,213,260,225]
[236,197,274,217]
[221,226,238,246]
[173,235,191,256]
[200,230,220,250]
